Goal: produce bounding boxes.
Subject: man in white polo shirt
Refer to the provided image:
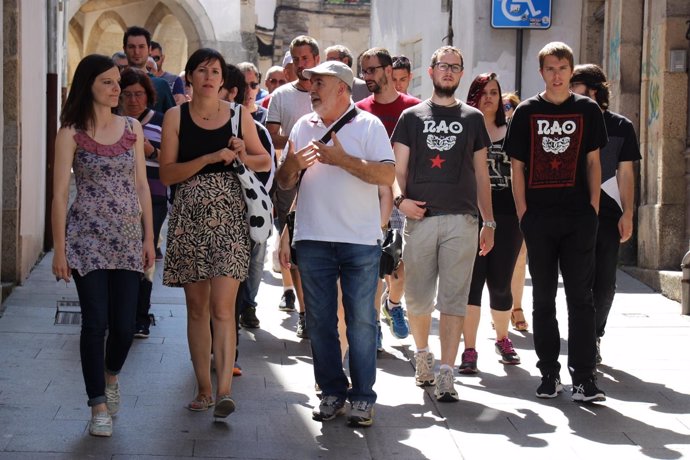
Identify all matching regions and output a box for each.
[276,61,395,427]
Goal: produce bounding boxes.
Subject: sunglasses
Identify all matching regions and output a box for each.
[151,55,161,62]
[503,103,513,111]
[248,82,260,89]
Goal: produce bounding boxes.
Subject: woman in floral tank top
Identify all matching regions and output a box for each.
[52,54,155,437]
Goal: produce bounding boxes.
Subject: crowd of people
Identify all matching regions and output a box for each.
[51,25,640,437]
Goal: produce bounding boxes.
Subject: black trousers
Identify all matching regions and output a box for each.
[521,209,598,383]
[593,216,621,338]
[73,269,140,406]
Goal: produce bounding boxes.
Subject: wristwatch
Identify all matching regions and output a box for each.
[393,194,406,208]
[482,220,497,229]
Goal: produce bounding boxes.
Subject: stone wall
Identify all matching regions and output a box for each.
[271,0,370,65]
[637,0,689,270]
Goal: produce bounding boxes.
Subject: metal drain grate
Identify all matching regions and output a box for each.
[55,299,81,325]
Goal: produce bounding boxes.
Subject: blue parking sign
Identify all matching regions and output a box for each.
[491,0,552,29]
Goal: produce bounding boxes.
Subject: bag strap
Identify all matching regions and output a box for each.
[293,106,359,192]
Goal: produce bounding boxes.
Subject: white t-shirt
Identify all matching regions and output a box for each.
[266,82,313,137]
[289,103,395,245]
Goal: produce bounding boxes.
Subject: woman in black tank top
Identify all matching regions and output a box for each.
[158,48,270,419]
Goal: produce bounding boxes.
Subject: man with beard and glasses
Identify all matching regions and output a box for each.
[391,46,494,402]
[266,35,321,338]
[356,47,420,349]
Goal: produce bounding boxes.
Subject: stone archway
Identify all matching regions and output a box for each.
[84,10,127,56]
[144,2,189,75]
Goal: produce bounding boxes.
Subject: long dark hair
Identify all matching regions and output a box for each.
[466,72,507,128]
[60,54,118,130]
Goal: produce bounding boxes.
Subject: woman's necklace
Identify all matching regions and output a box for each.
[192,100,220,121]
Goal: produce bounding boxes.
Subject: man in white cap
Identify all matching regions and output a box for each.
[276,61,395,427]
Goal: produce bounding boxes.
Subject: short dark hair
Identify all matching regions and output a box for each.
[150,40,162,53]
[466,72,507,128]
[60,54,118,130]
[123,26,151,48]
[224,64,247,104]
[184,48,227,86]
[360,47,393,68]
[290,35,319,57]
[119,67,156,107]
[571,64,610,110]
[538,41,574,70]
[392,55,411,73]
[430,46,464,69]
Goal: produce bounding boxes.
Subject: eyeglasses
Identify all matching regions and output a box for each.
[268,78,287,85]
[360,65,384,77]
[151,55,161,62]
[122,91,146,99]
[433,62,463,73]
[503,103,513,112]
[248,82,260,89]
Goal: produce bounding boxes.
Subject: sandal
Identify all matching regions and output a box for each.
[511,308,529,332]
[187,394,215,412]
[213,395,236,418]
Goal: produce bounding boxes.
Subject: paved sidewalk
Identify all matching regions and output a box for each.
[1,247,689,459]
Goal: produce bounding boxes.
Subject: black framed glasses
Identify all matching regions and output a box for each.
[248,82,260,89]
[433,62,463,73]
[151,55,161,62]
[360,65,384,77]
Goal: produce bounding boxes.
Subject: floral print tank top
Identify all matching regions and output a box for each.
[66,117,143,276]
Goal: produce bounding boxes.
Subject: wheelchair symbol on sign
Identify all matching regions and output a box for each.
[501,0,542,21]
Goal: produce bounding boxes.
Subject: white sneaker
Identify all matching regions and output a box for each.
[89,411,112,437]
[414,351,435,387]
[434,367,459,402]
[105,381,120,415]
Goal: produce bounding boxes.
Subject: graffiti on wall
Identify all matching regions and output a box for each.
[646,27,660,128]
[608,9,620,84]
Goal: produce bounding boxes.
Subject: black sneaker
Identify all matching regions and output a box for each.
[572,378,606,403]
[296,313,308,339]
[239,307,260,329]
[279,290,296,312]
[536,374,563,398]
[134,325,150,338]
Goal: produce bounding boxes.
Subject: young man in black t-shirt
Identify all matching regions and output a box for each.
[570,64,641,365]
[505,42,608,403]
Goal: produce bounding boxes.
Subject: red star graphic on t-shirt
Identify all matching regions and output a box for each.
[549,157,561,170]
[430,154,446,169]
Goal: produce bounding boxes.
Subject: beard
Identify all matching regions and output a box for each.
[366,74,387,94]
[433,81,458,98]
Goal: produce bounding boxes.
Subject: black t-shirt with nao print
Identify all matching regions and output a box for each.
[392,100,491,216]
[505,93,607,214]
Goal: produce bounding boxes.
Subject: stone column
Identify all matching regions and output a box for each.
[2,0,20,284]
[637,0,689,270]
[602,0,643,265]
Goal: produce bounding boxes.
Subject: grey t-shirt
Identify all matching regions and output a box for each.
[392,100,491,215]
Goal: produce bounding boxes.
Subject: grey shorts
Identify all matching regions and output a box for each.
[403,214,478,317]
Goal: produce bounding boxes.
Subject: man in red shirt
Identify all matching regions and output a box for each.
[356,47,421,350]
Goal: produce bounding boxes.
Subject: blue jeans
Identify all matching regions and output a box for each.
[295,241,380,404]
[72,269,140,406]
[239,240,267,312]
